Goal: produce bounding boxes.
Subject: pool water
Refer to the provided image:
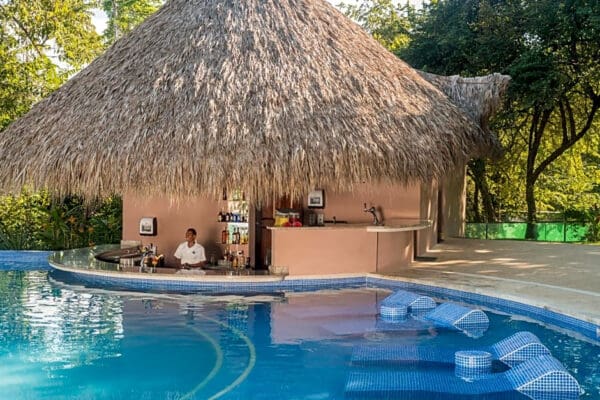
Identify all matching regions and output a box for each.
[0,268,599,399]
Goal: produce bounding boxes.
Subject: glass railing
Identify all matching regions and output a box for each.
[48,244,123,271]
[464,222,589,242]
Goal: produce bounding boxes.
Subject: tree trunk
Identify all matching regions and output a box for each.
[525,177,537,239]
[468,159,496,222]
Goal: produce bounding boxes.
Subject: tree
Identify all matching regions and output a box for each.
[101,0,164,43]
[0,0,103,129]
[338,0,412,53]
[401,0,600,234]
[0,1,130,249]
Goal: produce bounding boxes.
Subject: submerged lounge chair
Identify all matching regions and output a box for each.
[345,354,581,400]
[378,292,490,338]
[351,331,551,368]
[379,289,437,319]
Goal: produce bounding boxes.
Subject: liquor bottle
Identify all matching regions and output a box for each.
[217,210,223,222]
[221,228,228,244]
[224,246,230,260]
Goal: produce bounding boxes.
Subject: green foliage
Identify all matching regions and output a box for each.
[0,190,50,249]
[0,190,122,250]
[400,0,600,227]
[585,213,600,243]
[338,0,412,53]
[101,0,164,43]
[0,0,103,129]
[0,1,161,249]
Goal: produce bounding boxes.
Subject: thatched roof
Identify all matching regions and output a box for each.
[0,0,509,203]
[419,71,511,159]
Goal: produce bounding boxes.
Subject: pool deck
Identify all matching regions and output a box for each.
[392,238,600,326]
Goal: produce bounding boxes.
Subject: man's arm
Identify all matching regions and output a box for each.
[187,260,206,268]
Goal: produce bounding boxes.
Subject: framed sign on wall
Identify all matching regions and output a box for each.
[139,217,157,236]
[307,189,325,209]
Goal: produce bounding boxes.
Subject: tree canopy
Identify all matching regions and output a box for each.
[100,0,164,43]
[0,0,163,249]
[0,0,103,129]
[399,0,600,226]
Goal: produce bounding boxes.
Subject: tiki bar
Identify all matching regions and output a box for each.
[0,0,509,284]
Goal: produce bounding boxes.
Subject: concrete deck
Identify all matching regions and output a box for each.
[397,238,600,325]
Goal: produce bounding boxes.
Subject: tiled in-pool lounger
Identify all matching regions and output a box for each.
[352,331,551,368]
[345,355,580,400]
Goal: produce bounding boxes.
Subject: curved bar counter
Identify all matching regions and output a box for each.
[268,219,432,275]
[49,245,286,288]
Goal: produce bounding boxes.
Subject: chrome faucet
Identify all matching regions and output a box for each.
[363,203,382,225]
[139,248,153,272]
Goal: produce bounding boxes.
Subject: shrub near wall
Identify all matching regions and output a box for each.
[0,190,122,250]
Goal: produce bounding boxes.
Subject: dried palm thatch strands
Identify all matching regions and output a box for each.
[419,71,511,159]
[0,0,509,204]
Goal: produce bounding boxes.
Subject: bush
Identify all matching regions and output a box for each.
[0,189,122,250]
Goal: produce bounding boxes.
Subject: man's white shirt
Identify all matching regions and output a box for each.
[174,241,206,265]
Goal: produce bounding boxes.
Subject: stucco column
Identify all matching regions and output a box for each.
[441,165,467,238]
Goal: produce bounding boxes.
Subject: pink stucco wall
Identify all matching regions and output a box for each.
[121,177,457,273]
[441,165,467,238]
[269,182,426,274]
[122,194,226,267]
[417,179,440,256]
[270,228,377,274]
[307,182,421,223]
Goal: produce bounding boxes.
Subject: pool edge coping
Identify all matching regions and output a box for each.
[47,260,600,343]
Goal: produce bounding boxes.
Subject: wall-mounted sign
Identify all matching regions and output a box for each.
[139,217,157,236]
[307,189,325,209]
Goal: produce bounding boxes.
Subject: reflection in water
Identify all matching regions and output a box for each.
[0,268,598,400]
[0,271,123,369]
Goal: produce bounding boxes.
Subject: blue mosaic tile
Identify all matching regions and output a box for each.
[491,331,552,367]
[424,303,489,338]
[505,355,581,400]
[346,355,580,400]
[0,250,51,271]
[454,351,493,380]
[366,277,599,343]
[380,289,436,319]
[351,331,550,369]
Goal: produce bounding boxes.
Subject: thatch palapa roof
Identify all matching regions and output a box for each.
[0,0,509,203]
[419,71,511,159]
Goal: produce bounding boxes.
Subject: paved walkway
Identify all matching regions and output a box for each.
[396,238,600,325]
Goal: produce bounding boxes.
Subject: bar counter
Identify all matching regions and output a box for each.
[268,219,431,275]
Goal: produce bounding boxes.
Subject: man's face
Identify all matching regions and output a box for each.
[185,231,196,241]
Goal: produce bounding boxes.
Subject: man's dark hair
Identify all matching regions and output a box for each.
[187,228,197,236]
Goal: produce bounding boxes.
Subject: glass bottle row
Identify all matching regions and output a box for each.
[221,226,249,245]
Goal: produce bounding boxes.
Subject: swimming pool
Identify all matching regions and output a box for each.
[0,255,599,399]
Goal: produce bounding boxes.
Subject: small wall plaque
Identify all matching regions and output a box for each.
[139,217,157,236]
[307,189,325,209]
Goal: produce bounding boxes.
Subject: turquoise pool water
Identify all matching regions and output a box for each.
[0,263,599,399]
